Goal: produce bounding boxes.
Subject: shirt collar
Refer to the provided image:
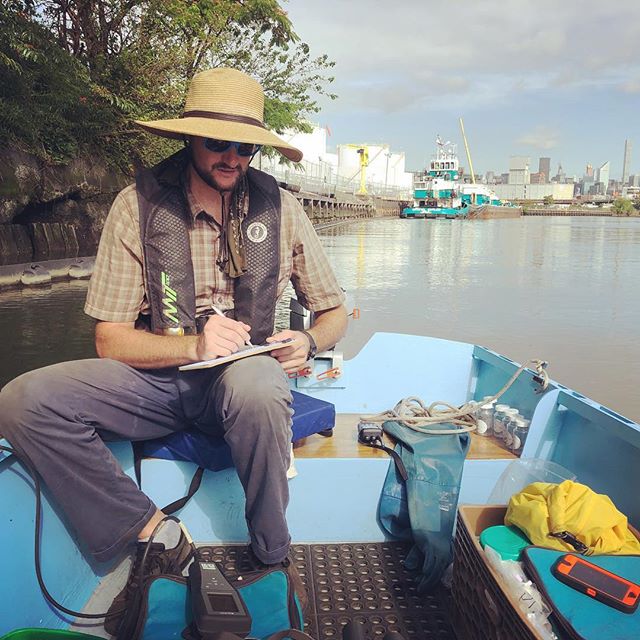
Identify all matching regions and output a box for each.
[182,168,215,222]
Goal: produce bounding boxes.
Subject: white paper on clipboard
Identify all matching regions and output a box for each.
[178,338,294,371]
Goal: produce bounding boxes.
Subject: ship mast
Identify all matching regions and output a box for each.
[459,117,476,185]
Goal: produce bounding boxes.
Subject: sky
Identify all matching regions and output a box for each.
[285,0,640,178]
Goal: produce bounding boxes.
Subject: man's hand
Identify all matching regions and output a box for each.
[267,329,311,373]
[266,305,347,374]
[196,314,252,361]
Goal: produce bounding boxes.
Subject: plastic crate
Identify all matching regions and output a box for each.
[451,505,544,640]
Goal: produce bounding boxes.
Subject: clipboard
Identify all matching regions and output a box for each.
[178,338,294,371]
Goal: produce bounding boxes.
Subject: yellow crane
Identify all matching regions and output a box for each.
[459,117,476,185]
[344,144,370,195]
[343,144,389,195]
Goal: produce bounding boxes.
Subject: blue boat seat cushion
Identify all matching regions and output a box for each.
[135,390,335,472]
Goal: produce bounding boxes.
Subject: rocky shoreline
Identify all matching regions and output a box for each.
[1,147,129,262]
[1,146,403,283]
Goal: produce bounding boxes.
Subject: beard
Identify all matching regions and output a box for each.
[191,156,247,193]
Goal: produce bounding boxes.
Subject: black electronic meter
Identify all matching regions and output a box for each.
[189,559,252,638]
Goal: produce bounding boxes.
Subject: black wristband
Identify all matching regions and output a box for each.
[301,330,317,360]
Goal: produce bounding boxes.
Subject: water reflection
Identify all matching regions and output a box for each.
[0,280,96,386]
[321,217,640,422]
[0,216,638,422]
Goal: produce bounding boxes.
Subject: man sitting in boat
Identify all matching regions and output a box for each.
[0,68,347,632]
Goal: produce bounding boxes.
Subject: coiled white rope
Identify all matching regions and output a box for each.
[359,359,549,435]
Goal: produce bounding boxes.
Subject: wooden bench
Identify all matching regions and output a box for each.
[294,413,517,460]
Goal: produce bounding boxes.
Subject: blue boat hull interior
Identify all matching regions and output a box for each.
[1,332,639,634]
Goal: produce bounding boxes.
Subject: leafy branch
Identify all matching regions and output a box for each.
[1,1,336,169]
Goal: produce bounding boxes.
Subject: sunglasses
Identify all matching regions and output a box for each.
[203,138,262,157]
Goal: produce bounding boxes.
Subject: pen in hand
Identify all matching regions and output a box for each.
[210,304,253,346]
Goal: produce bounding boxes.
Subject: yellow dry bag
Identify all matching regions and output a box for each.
[505,480,640,555]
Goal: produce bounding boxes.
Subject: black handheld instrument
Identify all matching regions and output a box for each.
[189,559,252,638]
[357,421,408,481]
[357,421,383,443]
[552,554,640,614]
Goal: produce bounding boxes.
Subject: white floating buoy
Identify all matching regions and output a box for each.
[68,258,94,279]
[21,265,51,286]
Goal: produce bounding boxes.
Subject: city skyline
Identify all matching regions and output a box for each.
[286,0,640,178]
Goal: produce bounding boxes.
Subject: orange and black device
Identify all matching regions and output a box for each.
[552,554,640,614]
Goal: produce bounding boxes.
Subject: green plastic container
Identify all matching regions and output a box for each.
[0,630,103,640]
[479,524,530,560]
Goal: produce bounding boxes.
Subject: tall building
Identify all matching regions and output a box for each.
[580,175,594,195]
[555,163,566,183]
[538,157,551,182]
[622,139,632,186]
[508,156,530,185]
[585,163,594,177]
[594,161,610,195]
[530,172,545,184]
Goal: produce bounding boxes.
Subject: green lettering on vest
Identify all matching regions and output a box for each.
[161,272,180,324]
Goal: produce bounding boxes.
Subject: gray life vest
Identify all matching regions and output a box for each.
[135,150,281,344]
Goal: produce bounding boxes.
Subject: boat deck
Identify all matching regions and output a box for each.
[294,414,516,461]
[205,541,457,640]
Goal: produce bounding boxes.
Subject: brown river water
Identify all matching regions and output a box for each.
[1,216,638,422]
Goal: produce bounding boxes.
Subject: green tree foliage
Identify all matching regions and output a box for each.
[633,194,640,212]
[211,28,336,138]
[542,195,554,206]
[1,1,336,168]
[611,197,635,216]
[0,2,121,161]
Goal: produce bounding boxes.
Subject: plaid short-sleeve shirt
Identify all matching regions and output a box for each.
[84,179,345,323]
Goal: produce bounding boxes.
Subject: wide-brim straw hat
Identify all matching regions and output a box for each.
[135,68,303,162]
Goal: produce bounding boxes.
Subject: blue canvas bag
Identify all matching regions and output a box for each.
[131,565,305,640]
[378,420,470,593]
[522,546,640,640]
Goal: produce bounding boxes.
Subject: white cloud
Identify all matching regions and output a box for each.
[516,126,560,150]
[287,0,640,110]
[620,78,640,93]
[335,73,471,114]
[284,1,640,174]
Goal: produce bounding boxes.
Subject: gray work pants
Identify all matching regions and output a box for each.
[0,355,293,564]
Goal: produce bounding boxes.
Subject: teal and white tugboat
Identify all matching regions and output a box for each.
[401,124,521,220]
[401,136,465,219]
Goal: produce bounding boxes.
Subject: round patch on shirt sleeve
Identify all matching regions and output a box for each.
[246,221,268,244]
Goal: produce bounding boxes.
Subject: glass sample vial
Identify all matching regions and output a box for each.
[511,417,531,455]
[500,408,519,443]
[492,404,509,438]
[492,405,512,439]
[504,412,521,449]
[475,402,495,437]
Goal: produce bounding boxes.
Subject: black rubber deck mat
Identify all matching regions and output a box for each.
[196,542,456,640]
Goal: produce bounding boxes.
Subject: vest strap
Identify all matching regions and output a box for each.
[136,154,281,341]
